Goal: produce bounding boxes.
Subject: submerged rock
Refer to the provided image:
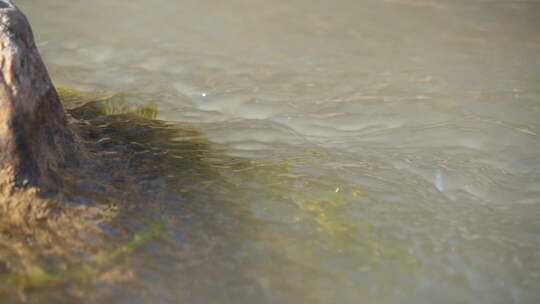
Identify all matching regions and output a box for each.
[0,0,78,193]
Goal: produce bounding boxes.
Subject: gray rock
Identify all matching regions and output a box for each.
[0,0,78,193]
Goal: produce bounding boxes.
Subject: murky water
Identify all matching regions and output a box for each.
[1,0,539,303]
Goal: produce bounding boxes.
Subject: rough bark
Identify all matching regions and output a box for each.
[0,0,78,193]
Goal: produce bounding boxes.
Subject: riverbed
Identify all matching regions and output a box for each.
[3,0,540,303]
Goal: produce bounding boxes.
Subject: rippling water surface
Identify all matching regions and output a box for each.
[2,0,539,303]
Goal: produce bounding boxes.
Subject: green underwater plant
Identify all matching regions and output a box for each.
[0,221,165,295]
[0,88,166,297]
[57,87,157,120]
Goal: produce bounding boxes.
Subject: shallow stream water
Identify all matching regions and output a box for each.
[2,0,540,303]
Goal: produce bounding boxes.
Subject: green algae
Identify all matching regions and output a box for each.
[94,221,165,266]
[228,158,419,268]
[216,158,422,301]
[298,194,414,263]
[0,221,165,294]
[56,87,124,108]
[56,87,157,120]
[76,99,158,120]
[0,89,176,297]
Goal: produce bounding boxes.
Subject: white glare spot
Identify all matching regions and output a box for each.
[335,187,340,193]
[435,169,444,191]
[201,93,207,97]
